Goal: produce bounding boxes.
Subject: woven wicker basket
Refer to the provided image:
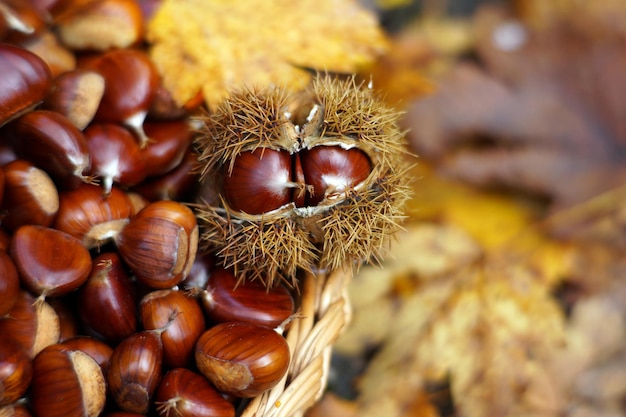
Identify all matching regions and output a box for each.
[239,267,352,417]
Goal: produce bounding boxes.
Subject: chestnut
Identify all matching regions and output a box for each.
[8,110,90,189]
[42,68,105,130]
[53,183,133,248]
[200,267,295,328]
[140,289,205,368]
[222,148,293,214]
[1,159,60,231]
[195,322,290,398]
[84,123,148,194]
[30,343,106,417]
[0,290,60,357]
[77,252,138,343]
[115,200,198,289]
[0,338,32,406]
[107,330,163,414]
[0,43,52,126]
[298,146,371,206]
[89,49,159,147]
[10,225,92,297]
[154,368,235,417]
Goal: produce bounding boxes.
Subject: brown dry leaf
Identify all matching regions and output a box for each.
[356,258,567,417]
[403,4,626,210]
[146,0,389,108]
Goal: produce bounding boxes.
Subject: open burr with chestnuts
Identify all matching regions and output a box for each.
[0,1,411,416]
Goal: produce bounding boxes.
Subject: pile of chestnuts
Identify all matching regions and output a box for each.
[0,1,412,416]
[0,1,304,416]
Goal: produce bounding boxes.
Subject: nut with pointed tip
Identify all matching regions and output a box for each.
[0,43,52,126]
[42,68,105,130]
[115,200,198,289]
[154,368,235,417]
[195,322,290,398]
[200,267,295,328]
[106,330,163,414]
[0,290,60,358]
[89,49,159,148]
[30,343,106,417]
[53,183,133,249]
[140,289,205,368]
[11,225,92,298]
[78,252,138,343]
[84,123,147,194]
[1,159,60,231]
[8,110,91,189]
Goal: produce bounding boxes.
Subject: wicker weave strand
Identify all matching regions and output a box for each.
[240,267,352,417]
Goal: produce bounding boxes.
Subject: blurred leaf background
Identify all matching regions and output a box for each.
[304,0,626,416]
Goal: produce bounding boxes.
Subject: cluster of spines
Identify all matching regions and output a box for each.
[195,75,412,287]
[196,85,295,176]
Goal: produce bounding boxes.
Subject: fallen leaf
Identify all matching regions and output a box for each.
[147,0,389,108]
[403,4,626,210]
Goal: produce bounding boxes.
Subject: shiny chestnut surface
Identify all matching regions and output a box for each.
[222,145,371,214]
[195,322,290,398]
[0,43,52,126]
[155,368,235,417]
[201,267,294,328]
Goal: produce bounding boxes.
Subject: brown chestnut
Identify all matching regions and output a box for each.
[140,289,205,368]
[115,200,198,289]
[8,110,90,189]
[77,252,138,343]
[89,49,159,147]
[299,145,371,206]
[154,368,235,417]
[1,159,59,231]
[53,183,132,248]
[84,123,147,194]
[30,343,106,417]
[42,68,105,130]
[0,338,32,406]
[10,225,92,297]
[200,267,295,328]
[0,290,60,358]
[222,148,293,214]
[195,322,290,398]
[107,330,163,414]
[0,43,51,126]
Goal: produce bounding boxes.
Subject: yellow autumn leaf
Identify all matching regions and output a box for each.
[146,0,389,108]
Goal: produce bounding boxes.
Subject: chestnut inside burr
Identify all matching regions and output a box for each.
[222,145,372,215]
